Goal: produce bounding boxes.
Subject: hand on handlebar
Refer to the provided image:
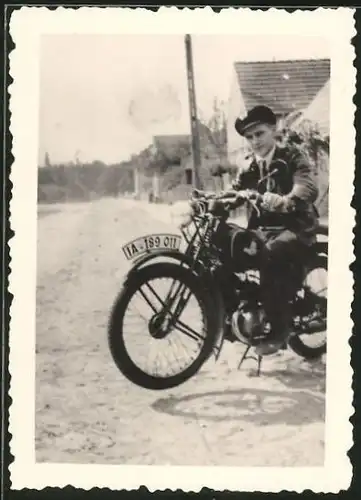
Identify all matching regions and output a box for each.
[214,189,261,203]
[235,189,262,203]
[190,188,262,216]
[192,189,216,200]
[226,189,263,216]
[216,190,239,200]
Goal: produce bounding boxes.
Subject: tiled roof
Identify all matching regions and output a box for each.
[234,58,330,115]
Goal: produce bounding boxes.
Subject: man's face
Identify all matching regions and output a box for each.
[244,123,276,158]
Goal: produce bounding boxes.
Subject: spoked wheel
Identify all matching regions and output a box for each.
[108,262,217,390]
[289,255,328,359]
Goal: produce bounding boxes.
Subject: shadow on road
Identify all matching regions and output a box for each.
[152,386,325,426]
[262,364,326,393]
[231,346,326,393]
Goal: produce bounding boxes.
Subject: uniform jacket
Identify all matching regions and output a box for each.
[232,144,319,245]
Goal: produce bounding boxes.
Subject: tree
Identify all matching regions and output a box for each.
[281,114,330,216]
[197,98,235,189]
[198,97,228,159]
[286,119,329,165]
[44,151,51,167]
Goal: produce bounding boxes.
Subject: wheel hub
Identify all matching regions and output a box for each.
[148,313,172,339]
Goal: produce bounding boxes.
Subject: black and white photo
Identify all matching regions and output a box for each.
[9,7,355,493]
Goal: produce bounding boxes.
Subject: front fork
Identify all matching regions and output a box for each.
[162,284,192,329]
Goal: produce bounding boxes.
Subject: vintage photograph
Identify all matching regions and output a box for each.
[9,7,355,493]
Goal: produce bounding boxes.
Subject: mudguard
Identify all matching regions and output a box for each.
[125,249,195,281]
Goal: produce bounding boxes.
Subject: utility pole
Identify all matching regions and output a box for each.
[185,34,202,190]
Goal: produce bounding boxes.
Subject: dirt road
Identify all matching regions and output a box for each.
[36,198,326,466]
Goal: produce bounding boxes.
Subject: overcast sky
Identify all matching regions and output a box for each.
[39,34,329,164]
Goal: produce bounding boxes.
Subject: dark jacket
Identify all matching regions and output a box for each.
[232,144,319,245]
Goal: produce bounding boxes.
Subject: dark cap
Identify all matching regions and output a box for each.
[235,105,277,136]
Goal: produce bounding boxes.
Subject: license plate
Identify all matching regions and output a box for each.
[122,233,182,261]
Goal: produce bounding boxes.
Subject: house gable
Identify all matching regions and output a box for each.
[301,79,330,136]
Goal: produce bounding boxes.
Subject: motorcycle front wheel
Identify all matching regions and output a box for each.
[108,262,217,390]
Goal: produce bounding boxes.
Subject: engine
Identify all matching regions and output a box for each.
[231,299,269,346]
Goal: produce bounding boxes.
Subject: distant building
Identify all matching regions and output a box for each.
[153,135,191,164]
[227,58,331,167]
[153,121,222,163]
[152,121,226,190]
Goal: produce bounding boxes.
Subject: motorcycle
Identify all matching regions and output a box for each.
[108,188,328,390]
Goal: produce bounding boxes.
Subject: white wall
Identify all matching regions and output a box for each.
[301,80,330,136]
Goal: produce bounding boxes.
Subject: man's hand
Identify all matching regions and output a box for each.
[247,190,263,203]
[236,189,262,203]
[261,192,296,213]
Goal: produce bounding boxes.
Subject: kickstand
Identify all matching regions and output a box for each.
[238,345,263,376]
[256,355,262,377]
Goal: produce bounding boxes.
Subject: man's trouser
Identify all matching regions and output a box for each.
[255,228,307,342]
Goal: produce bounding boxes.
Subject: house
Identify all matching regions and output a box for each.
[295,79,330,137]
[151,121,226,197]
[227,58,331,167]
[153,135,191,164]
[153,121,222,163]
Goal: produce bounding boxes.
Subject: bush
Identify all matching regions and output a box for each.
[281,119,329,216]
[38,161,135,203]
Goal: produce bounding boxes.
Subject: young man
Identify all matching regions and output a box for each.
[232,105,319,356]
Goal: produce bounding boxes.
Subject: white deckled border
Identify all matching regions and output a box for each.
[8,6,355,493]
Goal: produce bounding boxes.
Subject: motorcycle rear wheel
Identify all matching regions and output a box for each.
[108,262,217,390]
[288,255,327,360]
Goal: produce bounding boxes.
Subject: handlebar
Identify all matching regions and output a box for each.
[190,189,262,216]
[179,188,262,230]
